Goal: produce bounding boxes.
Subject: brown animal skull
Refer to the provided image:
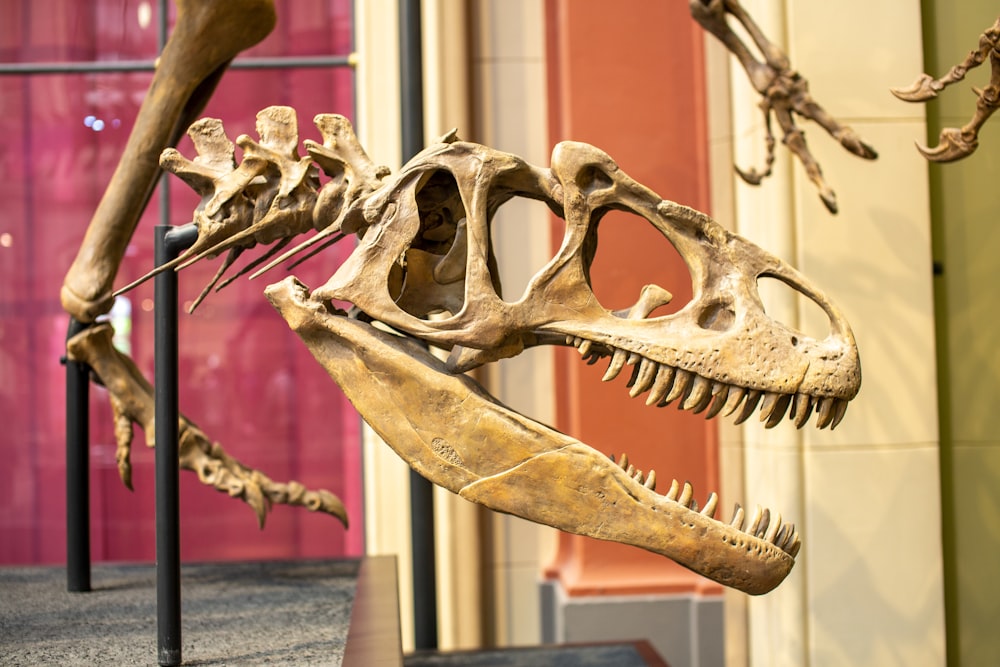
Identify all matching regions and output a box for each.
[239,114,862,595]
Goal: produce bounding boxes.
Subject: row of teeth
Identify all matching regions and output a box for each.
[569,337,848,430]
[610,452,801,557]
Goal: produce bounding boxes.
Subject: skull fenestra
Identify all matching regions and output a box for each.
[151,106,860,595]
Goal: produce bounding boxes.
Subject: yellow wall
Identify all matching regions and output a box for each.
[711,1,948,664]
[922,3,1000,665]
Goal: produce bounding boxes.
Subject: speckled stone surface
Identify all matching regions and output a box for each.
[0,559,359,666]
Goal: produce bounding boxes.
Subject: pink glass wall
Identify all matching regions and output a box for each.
[0,0,364,564]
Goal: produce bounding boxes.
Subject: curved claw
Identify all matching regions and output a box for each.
[916,127,978,163]
[836,131,878,160]
[890,73,941,103]
[735,165,766,186]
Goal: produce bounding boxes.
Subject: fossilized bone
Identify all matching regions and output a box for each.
[61,1,864,595]
[66,323,347,527]
[690,0,877,213]
[59,0,347,524]
[143,106,861,594]
[892,16,1000,162]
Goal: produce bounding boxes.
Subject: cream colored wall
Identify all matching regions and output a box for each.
[355,0,553,652]
[922,3,1000,665]
[708,1,947,666]
[467,0,556,648]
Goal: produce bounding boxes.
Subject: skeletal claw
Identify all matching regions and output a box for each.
[890,73,940,102]
[916,128,978,163]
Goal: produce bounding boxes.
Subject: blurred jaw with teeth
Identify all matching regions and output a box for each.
[154,109,860,595]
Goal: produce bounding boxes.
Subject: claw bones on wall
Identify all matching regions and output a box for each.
[123,104,862,596]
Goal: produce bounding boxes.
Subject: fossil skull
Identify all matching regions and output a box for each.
[230,113,862,595]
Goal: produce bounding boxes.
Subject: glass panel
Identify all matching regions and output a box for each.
[0,0,361,564]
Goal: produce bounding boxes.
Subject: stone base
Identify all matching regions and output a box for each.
[540,579,723,667]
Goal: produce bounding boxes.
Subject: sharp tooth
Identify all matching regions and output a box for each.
[646,365,676,406]
[626,352,641,365]
[764,512,782,542]
[626,363,642,388]
[773,523,788,547]
[780,523,796,549]
[665,479,680,501]
[617,453,629,470]
[792,393,814,429]
[787,531,801,557]
[644,470,657,491]
[578,339,593,358]
[721,386,747,416]
[573,336,583,348]
[816,397,837,428]
[586,352,602,365]
[629,359,658,397]
[763,394,792,429]
[755,508,771,538]
[678,481,694,508]
[830,399,848,429]
[626,464,636,477]
[566,335,574,345]
[602,348,628,382]
[632,469,644,483]
[704,383,730,420]
[663,368,694,405]
[682,374,712,411]
[733,390,763,424]
[730,504,745,529]
[701,492,718,518]
[747,505,763,535]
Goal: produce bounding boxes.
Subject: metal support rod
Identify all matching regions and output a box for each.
[399,0,438,652]
[65,318,91,592]
[154,223,197,667]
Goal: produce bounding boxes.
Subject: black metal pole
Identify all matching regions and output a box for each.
[399,0,438,652]
[154,223,197,666]
[65,318,91,592]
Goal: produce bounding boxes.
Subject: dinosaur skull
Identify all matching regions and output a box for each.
[265,134,861,595]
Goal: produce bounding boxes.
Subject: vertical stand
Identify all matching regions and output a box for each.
[154,223,197,666]
[399,0,438,652]
[65,318,92,592]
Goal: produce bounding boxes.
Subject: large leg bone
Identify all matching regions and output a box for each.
[61,0,277,323]
[690,0,877,213]
[892,17,1000,162]
[66,323,348,528]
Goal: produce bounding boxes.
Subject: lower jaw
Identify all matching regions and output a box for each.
[265,276,795,595]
